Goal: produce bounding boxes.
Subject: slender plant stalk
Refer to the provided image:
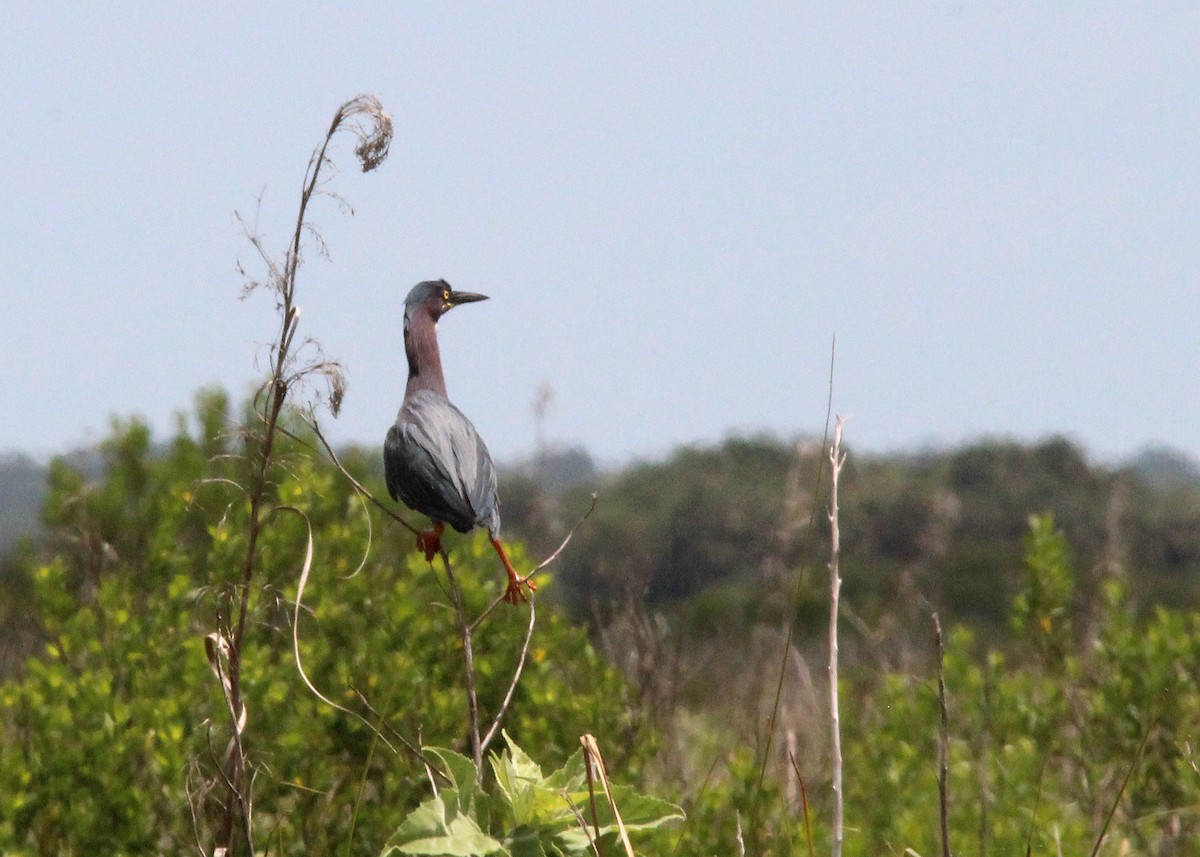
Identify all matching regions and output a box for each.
[828,417,847,857]
[754,335,835,830]
[215,94,391,855]
[581,734,636,857]
[934,612,952,857]
[788,749,816,857]
[481,596,538,755]
[1090,705,1156,857]
[438,550,485,779]
[979,659,991,857]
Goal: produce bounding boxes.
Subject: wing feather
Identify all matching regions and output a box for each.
[383,390,500,534]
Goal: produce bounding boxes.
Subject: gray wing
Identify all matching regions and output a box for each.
[384,390,500,535]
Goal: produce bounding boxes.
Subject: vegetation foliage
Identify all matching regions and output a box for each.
[0,399,653,855]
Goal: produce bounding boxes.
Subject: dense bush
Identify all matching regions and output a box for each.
[0,403,653,854]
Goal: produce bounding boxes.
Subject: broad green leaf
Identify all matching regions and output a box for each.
[541,749,586,792]
[382,794,506,856]
[424,747,478,791]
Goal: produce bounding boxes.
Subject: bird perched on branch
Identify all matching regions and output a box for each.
[384,279,535,605]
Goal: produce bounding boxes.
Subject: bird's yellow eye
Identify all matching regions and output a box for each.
[442,289,451,301]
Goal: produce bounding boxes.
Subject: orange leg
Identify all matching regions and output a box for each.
[489,534,537,605]
[415,521,445,562]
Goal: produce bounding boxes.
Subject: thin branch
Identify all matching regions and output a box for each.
[348,687,451,785]
[1090,704,1156,857]
[828,416,847,857]
[533,493,599,574]
[481,594,538,754]
[297,417,420,530]
[438,548,484,779]
[934,612,952,857]
[756,335,836,814]
[787,749,815,857]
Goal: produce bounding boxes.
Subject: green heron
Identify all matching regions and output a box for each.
[384,280,535,605]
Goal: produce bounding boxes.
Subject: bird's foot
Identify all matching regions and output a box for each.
[502,568,538,605]
[415,521,445,562]
[491,533,536,605]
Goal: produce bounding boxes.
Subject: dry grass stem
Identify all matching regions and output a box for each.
[755,335,836,825]
[1090,708,1156,857]
[788,749,816,857]
[828,415,847,857]
[209,93,392,854]
[934,612,951,857]
[582,734,637,857]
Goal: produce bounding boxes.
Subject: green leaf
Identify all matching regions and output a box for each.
[382,793,506,856]
[541,749,586,793]
[556,784,683,851]
[425,747,478,791]
[490,731,552,825]
[425,746,485,822]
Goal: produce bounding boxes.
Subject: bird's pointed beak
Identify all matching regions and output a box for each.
[448,290,489,306]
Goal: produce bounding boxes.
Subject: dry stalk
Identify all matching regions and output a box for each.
[754,335,835,832]
[934,612,952,857]
[582,734,636,857]
[828,416,847,857]
[788,749,816,857]
[213,94,392,855]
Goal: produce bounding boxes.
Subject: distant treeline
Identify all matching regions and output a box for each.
[499,434,1200,638]
[4,426,1199,650]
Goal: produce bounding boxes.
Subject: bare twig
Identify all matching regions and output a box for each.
[348,688,450,783]
[303,417,419,535]
[582,734,636,857]
[756,335,835,819]
[934,612,951,857]
[787,749,816,857]
[481,594,538,755]
[668,753,724,857]
[1090,706,1156,857]
[828,416,847,857]
[438,548,484,779]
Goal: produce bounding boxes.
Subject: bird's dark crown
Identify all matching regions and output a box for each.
[404,280,488,327]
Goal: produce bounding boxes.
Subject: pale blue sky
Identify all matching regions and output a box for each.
[3,3,1197,466]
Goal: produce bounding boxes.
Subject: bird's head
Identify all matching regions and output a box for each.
[404,280,489,329]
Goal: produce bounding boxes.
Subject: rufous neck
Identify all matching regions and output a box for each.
[404,311,449,398]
